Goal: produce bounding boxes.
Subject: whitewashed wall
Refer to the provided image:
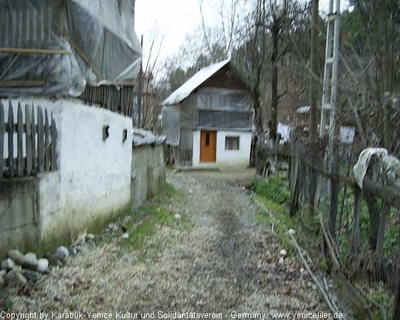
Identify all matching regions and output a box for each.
[3,98,132,247]
[192,130,251,168]
[216,131,251,167]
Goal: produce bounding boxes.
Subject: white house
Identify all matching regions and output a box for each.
[162,59,254,168]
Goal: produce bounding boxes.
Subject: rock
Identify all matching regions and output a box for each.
[23,253,38,271]
[0,270,5,287]
[54,246,69,261]
[86,233,95,240]
[22,269,42,284]
[37,258,49,273]
[278,257,284,264]
[68,247,77,256]
[174,214,182,219]
[8,250,24,265]
[6,269,27,288]
[122,233,129,239]
[280,249,287,257]
[46,253,64,267]
[1,258,16,270]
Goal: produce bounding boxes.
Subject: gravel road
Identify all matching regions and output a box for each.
[9,170,327,318]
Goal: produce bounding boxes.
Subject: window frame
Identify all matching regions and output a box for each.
[225,136,240,151]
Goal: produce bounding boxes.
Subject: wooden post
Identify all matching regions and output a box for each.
[44,109,50,171]
[393,263,400,320]
[0,101,3,178]
[51,114,57,170]
[350,187,361,255]
[25,104,32,176]
[37,107,44,172]
[17,103,23,177]
[8,101,14,178]
[31,106,37,173]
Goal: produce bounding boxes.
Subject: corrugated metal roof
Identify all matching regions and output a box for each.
[163,58,230,106]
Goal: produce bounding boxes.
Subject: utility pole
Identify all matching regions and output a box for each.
[320,0,340,140]
[309,0,319,214]
[320,0,341,238]
[137,35,143,128]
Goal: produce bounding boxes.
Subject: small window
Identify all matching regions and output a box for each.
[225,136,240,150]
[205,132,210,146]
[122,129,128,142]
[103,125,110,140]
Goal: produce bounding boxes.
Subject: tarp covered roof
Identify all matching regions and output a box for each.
[163,58,230,106]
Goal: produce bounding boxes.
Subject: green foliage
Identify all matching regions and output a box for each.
[120,183,191,253]
[160,183,184,198]
[250,176,290,205]
[251,176,294,251]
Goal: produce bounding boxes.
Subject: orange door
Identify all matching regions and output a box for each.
[200,131,217,162]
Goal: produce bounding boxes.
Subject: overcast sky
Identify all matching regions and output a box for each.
[135,0,352,72]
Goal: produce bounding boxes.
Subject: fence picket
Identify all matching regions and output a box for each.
[31,106,37,174]
[44,109,50,171]
[0,102,3,178]
[17,103,24,177]
[25,104,32,175]
[51,114,57,170]
[37,107,44,172]
[8,101,14,178]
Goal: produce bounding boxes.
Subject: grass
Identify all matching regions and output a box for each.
[119,183,192,254]
[251,175,294,250]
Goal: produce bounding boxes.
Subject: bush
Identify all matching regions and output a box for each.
[250,176,290,205]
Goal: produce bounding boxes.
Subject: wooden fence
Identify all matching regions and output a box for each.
[0,101,57,178]
[80,85,135,117]
[289,130,400,319]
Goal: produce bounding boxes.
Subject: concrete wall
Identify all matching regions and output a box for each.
[192,130,251,168]
[0,179,38,256]
[131,145,166,207]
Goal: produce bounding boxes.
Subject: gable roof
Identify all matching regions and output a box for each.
[163,58,230,106]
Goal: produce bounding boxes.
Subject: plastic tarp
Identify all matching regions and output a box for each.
[132,128,166,147]
[0,0,141,97]
[161,105,180,147]
[353,148,400,189]
[196,88,253,130]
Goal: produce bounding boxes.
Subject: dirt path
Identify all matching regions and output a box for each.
[9,171,327,318]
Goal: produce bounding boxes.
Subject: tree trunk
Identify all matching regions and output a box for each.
[376,202,389,260]
[270,30,279,144]
[308,0,319,214]
[254,93,265,175]
[393,263,400,320]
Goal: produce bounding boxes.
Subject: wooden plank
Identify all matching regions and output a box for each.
[17,103,23,177]
[44,109,50,171]
[31,106,37,173]
[0,47,70,55]
[37,107,44,172]
[0,101,3,178]
[25,104,32,176]
[51,113,57,171]
[0,80,45,88]
[8,101,14,178]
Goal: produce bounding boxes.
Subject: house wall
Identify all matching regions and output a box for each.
[192,130,251,168]
[131,145,166,207]
[0,179,38,256]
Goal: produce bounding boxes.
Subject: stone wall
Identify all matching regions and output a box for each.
[131,145,166,207]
